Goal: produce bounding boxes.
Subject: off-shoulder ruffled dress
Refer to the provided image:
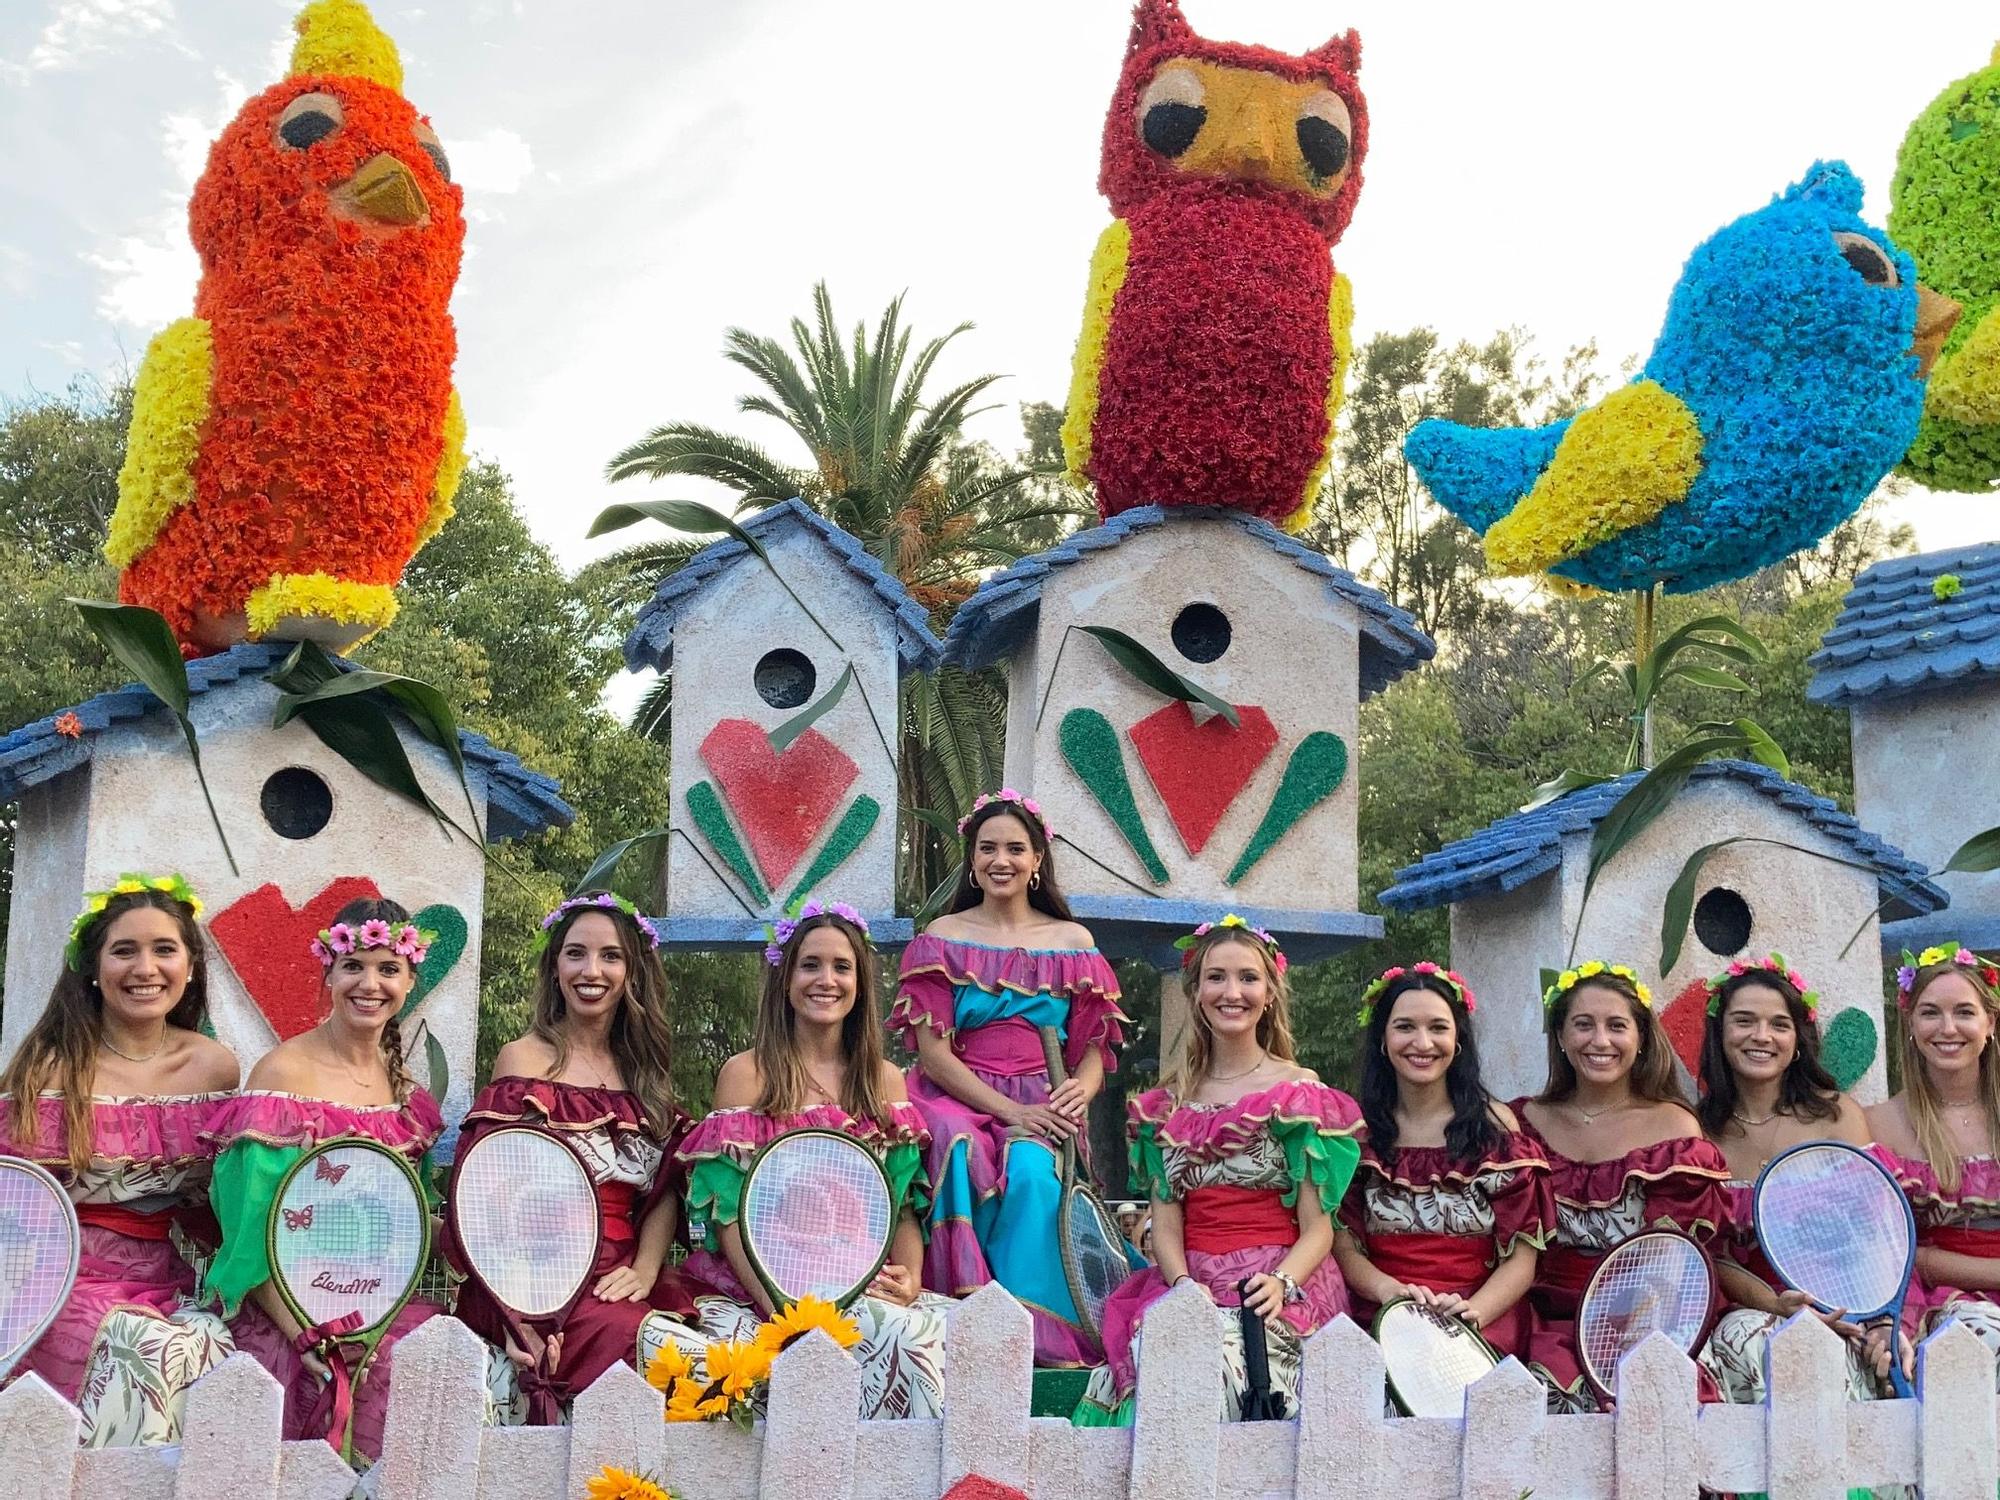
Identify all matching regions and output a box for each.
[1513,1103,1730,1413]
[1876,1146,2000,1390]
[0,1093,240,1446]
[1340,1126,1556,1359]
[1074,1079,1360,1424]
[200,1090,522,1460]
[448,1077,708,1417]
[891,934,1128,1365]
[663,1101,951,1418]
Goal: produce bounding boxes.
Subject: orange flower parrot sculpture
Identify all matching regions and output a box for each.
[106,0,466,656]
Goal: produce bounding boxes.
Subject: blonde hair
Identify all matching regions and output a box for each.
[1900,960,2000,1193]
[1161,930,1297,1099]
[752,914,893,1124]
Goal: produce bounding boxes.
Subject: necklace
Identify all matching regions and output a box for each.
[1571,1098,1629,1125]
[99,1027,169,1063]
[1208,1053,1269,1084]
[1733,1109,1780,1128]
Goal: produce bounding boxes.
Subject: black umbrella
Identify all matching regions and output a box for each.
[1236,1279,1288,1421]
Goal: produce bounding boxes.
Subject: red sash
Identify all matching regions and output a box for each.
[75,1202,174,1240]
[595,1182,637,1245]
[1181,1186,1298,1255]
[1367,1231,1492,1297]
[1925,1224,2000,1258]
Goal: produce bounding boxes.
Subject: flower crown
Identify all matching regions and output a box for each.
[1543,960,1653,1017]
[764,898,870,967]
[65,873,203,971]
[1355,960,1475,1028]
[1174,914,1287,975]
[532,892,663,957]
[1704,951,1819,1018]
[957,787,1054,842]
[1896,943,2000,1010]
[311,919,436,968]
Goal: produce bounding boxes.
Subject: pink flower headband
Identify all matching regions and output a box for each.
[311,919,434,969]
[1705,952,1818,1017]
[1897,943,2000,1010]
[1174,914,1286,975]
[1355,960,1475,1027]
[958,787,1054,842]
[532,892,663,956]
[764,898,870,967]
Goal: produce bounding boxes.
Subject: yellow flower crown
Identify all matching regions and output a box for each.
[66,873,203,971]
[1542,960,1652,1021]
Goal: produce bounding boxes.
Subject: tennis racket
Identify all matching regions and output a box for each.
[1039,1025,1135,1344]
[0,1159,80,1382]
[1754,1140,1917,1398]
[447,1126,600,1423]
[1372,1297,1501,1418]
[739,1128,894,1309]
[268,1138,429,1462]
[1575,1229,1715,1404]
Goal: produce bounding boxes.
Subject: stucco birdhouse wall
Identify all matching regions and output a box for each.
[623,499,942,945]
[946,507,1433,962]
[1381,760,1947,1105]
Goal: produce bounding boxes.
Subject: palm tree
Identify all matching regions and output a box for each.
[591,283,1087,910]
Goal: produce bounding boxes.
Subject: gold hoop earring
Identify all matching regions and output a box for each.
[967,869,979,889]
[1030,870,1041,890]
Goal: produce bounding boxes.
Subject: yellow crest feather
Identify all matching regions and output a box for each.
[289,0,403,93]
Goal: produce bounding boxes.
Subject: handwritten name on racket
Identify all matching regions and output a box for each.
[310,1270,385,1296]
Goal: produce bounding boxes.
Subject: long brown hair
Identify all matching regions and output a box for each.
[1539,972,1689,1108]
[326,897,421,1104]
[2,889,208,1173]
[752,912,893,1124]
[1695,969,1840,1136]
[1900,958,2000,1193]
[529,894,676,1133]
[949,797,1073,920]
[1160,929,1297,1100]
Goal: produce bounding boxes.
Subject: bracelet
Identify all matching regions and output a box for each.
[1272,1270,1303,1305]
[1170,1273,1193,1288]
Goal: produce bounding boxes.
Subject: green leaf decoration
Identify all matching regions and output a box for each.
[785,795,880,906]
[1523,767,1616,813]
[1058,708,1168,883]
[1944,824,2000,874]
[1662,664,1750,694]
[686,779,770,906]
[405,903,468,1012]
[423,1025,449,1103]
[292,692,451,829]
[1227,731,1348,884]
[1657,837,1745,976]
[70,598,238,875]
[770,663,852,754]
[1075,625,1239,728]
[1821,1007,1879,1093]
[1637,613,1769,707]
[587,497,841,651]
[572,827,669,898]
[1539,966,1562,1002]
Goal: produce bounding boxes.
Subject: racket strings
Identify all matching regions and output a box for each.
[0,1175,74,1351]
[1377,1304,1496,1417]
[455,1134,597,1315]
[743,1134,892,1301]
[1757,1153,1911,1313]
[275,1148,424,1330]
[1578,1238,1710,1386]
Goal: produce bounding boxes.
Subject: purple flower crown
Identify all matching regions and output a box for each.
[532,892,662,957]
[764,898,870,968]
[1896,943,2000,1010]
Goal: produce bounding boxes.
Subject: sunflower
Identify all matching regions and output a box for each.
[664,1377,730,1423]
[753,1295,862,1355]
[644,1340,694,1393]
[585,1467,674,1500]
[705,1338,774,1400]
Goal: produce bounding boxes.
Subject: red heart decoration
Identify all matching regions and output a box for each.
[208,877,381,1040]
[1658,977,1711,1084]
[1128,702,1278,856]
[700,718,859,886]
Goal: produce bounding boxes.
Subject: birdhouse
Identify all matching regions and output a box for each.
[1379,760,1947,1105]
[1809,542,2000,954]
[0,643,572,1148]
[623,499,942,945]
[944,506,1433,963]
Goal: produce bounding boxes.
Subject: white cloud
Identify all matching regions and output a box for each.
[161,70,248,187]
[26,0,185,73]
[38,338,87,366]
[85,209,197,331]
[447,126,532,196]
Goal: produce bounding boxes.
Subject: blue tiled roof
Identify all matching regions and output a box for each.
[942,506,1436,698]
[0,643,572,843]
[623,498,944,677]
[1378,758,1947,919]
[1807,542,2000,706]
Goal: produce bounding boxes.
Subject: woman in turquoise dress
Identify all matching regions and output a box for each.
[891,789,1127,1365]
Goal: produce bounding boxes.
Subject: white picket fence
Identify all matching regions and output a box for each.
[2,1282,1997,1499]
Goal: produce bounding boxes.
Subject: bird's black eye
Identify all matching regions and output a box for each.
[277,91,344,150]
[1137,66,1206,160]
[1296,90,1353,185]
[1832,231,1899,289]
[414,123,451,182]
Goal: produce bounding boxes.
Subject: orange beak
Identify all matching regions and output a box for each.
[1911,284,1962,379]
[335,153,429,228]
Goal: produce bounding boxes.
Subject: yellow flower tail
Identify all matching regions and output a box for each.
[246,573,399,641]
[1484,380,1703,576]
[415,387,466,550]
[1281,269,1354,535]
[1926,304,2000,427]
[290,0,404,92]
[1060,218,1133,487]
[107,317,212,570]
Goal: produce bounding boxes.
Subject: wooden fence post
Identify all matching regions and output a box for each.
[759,1330,862,1500]
[174,1354,285,1499]
[1918,1320,2000,1500]
[1459,1358,1546,1500]
[942,1285,1033,1492]
[0,1373,79,1500]
[1612,1334,1699,1500]
[567,1362,666,1499]
[1763,1313,1851,1500]
[1295,1316,1386,1500]
[1128,1282,1221,1500]
[375,1314,494,1498]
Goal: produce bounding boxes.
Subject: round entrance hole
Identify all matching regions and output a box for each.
[260,766,333,840]
[1171,602,1232,664]
[1693,886,1754,957]
[753,648,817,710]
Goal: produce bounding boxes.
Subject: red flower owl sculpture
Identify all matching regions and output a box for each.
[1061,0,1368,533]
[106,0,466,656]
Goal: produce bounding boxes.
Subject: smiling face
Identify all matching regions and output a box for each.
[1561,983,1643,1088]
[556,912,629,1025]
[326,943,413,1035]
[1719,981,1799,1089]
[1910,970,1995,1085]
[1194,935,1270,1043]
[95,907,192,1029]
[1384,986,1457,1088]
[788,924,860,1030]
[971,812,1042,901]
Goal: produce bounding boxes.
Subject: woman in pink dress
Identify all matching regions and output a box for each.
[451,891,707,1418]
[892,789,1126,1366]
[1075,917,1358,1424]
[0,874,240,1446]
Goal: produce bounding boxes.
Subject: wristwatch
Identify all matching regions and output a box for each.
[1272,1270,1303,1305]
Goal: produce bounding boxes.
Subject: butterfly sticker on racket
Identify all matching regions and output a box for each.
[446,1125,600,1423]
[739,1128,895,1309]
[1039,1025,1138,1344]
[1753,1140,1917,1397]
[267,1137,430,1463]
[1372,1297,1501,1417]
[1575,1228,1716,1405]
[0,1159,80,1383]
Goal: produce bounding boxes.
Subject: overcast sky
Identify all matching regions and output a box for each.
[4,0,1997,575]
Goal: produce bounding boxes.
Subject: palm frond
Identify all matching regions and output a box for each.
[604,425,805,500]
